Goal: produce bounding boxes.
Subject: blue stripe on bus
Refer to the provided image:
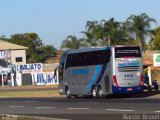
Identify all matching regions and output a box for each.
[95,64,107,87]
[82,65,101,94]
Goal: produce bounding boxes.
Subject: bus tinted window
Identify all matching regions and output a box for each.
[65,49,110,69]
[115,47,141,58]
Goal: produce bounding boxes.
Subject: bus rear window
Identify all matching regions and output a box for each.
[115,47,141,58]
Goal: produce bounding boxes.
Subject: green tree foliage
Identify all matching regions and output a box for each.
[1,33,56,63]
[61,35,85,49]
[126,13,156,50]
[149,27,160,50]
[82,21,100,46]
[0,35,11,42]
[81,18,132,46]
[60,13,157,50]
[10,33,43,63]
[40,45,56,62]
[100,18,130,45]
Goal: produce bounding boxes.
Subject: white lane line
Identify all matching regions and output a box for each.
[9,106,25,108]
[24,101,39,103]
[78,102,100,104]
[67,108,90,110]
[35,107,56,109]
[106,109,135,112]
[154,111,160,113]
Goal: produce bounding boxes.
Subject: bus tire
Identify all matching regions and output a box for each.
[97,86,104,99]
[65,87,71,99]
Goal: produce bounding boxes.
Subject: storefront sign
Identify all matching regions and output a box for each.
[31,72,58,85]
[13,63,42,73]
[153,54,160,67]
[0,51,10,59]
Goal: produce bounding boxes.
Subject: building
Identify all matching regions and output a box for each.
[143,50,160,81]
[0,40,27,74]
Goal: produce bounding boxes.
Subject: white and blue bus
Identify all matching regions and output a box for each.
[58,45,143,98]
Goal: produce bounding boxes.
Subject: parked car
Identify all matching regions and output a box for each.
[143,76,159,91]
[0,74,8,85]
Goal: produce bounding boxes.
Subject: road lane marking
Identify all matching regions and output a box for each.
[78,102,100,104]
[67,108,90,110]
[24,101,39,103]
[9,106,25,108]
[154,111,160,113]
[106,109,135,112]
[35,107,56,109]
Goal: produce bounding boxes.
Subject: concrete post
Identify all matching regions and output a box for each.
[148,66,152,92]
[1,73,4,87]
[11,73,14,87]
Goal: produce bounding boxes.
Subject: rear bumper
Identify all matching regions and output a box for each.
[112,85,143,94]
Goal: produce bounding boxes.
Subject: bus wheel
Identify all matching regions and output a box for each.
[97,86,103,99]
[65,87,71,99]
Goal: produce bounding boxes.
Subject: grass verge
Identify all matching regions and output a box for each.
[0,90,60,98]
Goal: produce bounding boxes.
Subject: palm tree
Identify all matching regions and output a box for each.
[126,13,156,49]
[149,27,160,50]
[82,19,132,46]
[81,21,100,46]
[60,35,85,49]
[81,31,98,46]
[101,18,130,46]
[101,18,119,45]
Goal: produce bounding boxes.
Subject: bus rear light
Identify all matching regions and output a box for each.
[139,74,144,85]
[113,75,119,87]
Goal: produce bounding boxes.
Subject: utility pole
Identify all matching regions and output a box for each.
[148,66,152,92]
[108,35,111,46]
[9,49,14,87]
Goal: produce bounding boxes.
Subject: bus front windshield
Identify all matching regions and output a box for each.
[115,46,141,58]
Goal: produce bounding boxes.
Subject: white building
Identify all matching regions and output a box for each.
[0,40,27,73]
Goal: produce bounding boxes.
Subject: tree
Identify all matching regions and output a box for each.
[126,13,156,50]
[10,33,43,63]
[11,33,42,47]
[0,35,11,42]
[101,18,122,45]
[82,18,132,46]
[82,21,100,46]
[81,31,98,46]
[61,35,85,49]
[149,27,160,50]
[36,45,57,62]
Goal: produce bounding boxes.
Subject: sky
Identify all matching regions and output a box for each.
[0,0,160,49]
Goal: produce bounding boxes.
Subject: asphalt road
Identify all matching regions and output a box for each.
[0,95,160,120]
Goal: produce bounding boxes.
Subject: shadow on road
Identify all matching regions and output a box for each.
[65,90,160,99]
[132,90,159,98]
